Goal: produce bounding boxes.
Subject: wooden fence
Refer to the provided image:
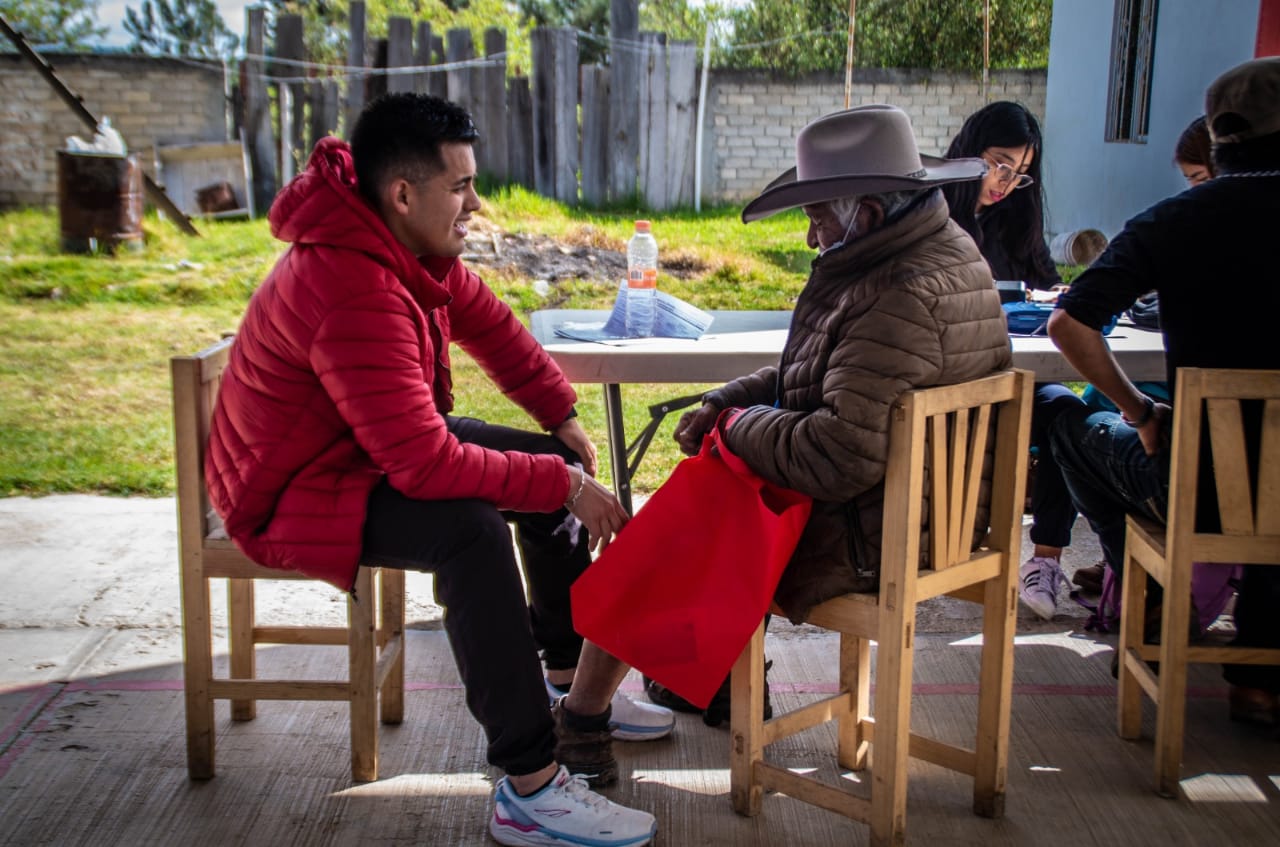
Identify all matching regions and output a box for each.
[243,0,698,214]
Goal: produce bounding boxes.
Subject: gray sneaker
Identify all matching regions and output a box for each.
[551,696,618,788]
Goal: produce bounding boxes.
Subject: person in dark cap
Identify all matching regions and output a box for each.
[671,104,1012,624]
[1047,57,1280,724]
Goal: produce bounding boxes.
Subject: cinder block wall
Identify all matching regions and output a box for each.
[0,56,1045,210]
[707,68,1047,202]
[0,53,227,208]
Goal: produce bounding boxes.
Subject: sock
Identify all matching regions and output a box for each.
[560,698,611,732]
[512,769,559,798]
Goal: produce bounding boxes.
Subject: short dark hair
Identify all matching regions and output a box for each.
[349,93,479,210]
[1211,128,1280,174]
[1173,116,1213,174]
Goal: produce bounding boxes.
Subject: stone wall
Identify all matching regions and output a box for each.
[707,68,1047,202]
[0,53,228,209]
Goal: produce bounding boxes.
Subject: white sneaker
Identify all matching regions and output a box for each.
[490,765,656,847]
[1020,556,1065,620]
[608,690,674,742]
[544,677,675,742]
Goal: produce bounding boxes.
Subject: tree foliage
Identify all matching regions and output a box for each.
[515,0,719,64]
[0,0,107,50]
[727,0,1052,75]
[123,0,238,58]
[263,0,537,76]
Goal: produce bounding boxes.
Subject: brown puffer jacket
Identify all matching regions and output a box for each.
[709,191,1012,622]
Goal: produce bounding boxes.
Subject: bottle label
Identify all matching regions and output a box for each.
[628,268,657,289]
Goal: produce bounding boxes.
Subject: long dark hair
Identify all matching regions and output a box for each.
[942,101,1052,280]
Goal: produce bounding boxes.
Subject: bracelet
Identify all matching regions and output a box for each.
[564,469,587,509]
[1123,395,1155,427]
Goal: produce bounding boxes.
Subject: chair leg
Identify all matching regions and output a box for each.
[972,574,1017,819]
[838,633,871,771]
[228,578,256,721]
[870,594,914,847]
[349,567,378,782]
[379,568,406,725]
[182,569,216,780]
[1117,548,1146,741]
[730,618,767,816]
[1153,566,1193,798]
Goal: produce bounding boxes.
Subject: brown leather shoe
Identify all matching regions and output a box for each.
[551,697,618,787]
[1228,686,1279,727]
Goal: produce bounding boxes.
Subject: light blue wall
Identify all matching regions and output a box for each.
[1042,0,1259,238]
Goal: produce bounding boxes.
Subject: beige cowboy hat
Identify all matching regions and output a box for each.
[741,104,987,223]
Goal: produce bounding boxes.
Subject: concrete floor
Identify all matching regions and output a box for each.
[2,496,1278,846]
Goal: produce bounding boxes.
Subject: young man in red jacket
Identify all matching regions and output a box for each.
[205,93,666,846]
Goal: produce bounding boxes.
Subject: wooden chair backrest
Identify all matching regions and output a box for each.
[1167,368,1280,564]
[882,370,1033,576]
[171,337,233,556]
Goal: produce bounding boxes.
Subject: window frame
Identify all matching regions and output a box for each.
[1105,0,1160,143]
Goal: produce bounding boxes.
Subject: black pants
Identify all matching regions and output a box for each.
[360,416,591,775]
[1029,383,1085,549]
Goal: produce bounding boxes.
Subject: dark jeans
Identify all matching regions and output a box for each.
[1049,406,1280,692]
[360,416,591,775]
[1048,406,1168,579]
[1028,384,1085,549]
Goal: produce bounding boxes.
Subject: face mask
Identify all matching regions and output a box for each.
[819,202,861,257]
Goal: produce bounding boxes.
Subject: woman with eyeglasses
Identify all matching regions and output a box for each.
[942,101,1061,292]
[943,101,1086,622]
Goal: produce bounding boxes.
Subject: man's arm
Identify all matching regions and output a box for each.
[1046,309,1168,454]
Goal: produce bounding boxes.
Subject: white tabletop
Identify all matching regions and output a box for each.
[531,309,1168,385]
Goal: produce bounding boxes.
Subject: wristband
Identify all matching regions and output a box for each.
[564,468,587,509]
[1123,395,1155,427]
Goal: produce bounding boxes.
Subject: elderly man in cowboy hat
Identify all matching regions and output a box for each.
[674,103,1012,623]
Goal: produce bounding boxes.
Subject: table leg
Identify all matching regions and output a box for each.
[602,383,632,514]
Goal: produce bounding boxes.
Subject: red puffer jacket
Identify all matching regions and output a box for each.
[206,137,577,591]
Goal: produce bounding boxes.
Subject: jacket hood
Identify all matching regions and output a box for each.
[268,137,451,310]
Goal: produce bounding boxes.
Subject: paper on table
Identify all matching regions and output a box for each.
[554,286,715,342]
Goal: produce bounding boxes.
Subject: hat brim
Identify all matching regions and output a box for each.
[741,154,987,223]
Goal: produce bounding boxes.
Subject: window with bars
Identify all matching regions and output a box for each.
[1105,0,1160,142]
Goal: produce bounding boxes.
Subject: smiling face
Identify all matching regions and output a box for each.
[383,141,481,258]
[977,144,1034,209]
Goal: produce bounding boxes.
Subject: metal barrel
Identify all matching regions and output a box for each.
[56,151,145,254]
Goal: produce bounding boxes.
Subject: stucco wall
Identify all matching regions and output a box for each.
[706,68,1048,203]
[0,53,228,209]
[1043,0,1261,237]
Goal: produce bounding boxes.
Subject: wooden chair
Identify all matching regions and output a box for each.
[172,337,406,782]
[729,369,1033,847]
[1117,367,1280,797]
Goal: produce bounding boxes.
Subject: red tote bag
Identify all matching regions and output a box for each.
[571,428,812,709]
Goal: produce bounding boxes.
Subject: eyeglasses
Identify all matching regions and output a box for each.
[982,156,1035,190]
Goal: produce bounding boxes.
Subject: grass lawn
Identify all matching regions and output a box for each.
[0,193,812,497]
[1,194,1087,499]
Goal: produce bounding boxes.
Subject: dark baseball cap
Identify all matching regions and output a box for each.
[1204,57,1280,144]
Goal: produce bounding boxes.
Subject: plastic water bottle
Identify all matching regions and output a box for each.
[625,220,658,337]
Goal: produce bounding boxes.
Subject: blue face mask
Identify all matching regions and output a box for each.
[818,202,861,257]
